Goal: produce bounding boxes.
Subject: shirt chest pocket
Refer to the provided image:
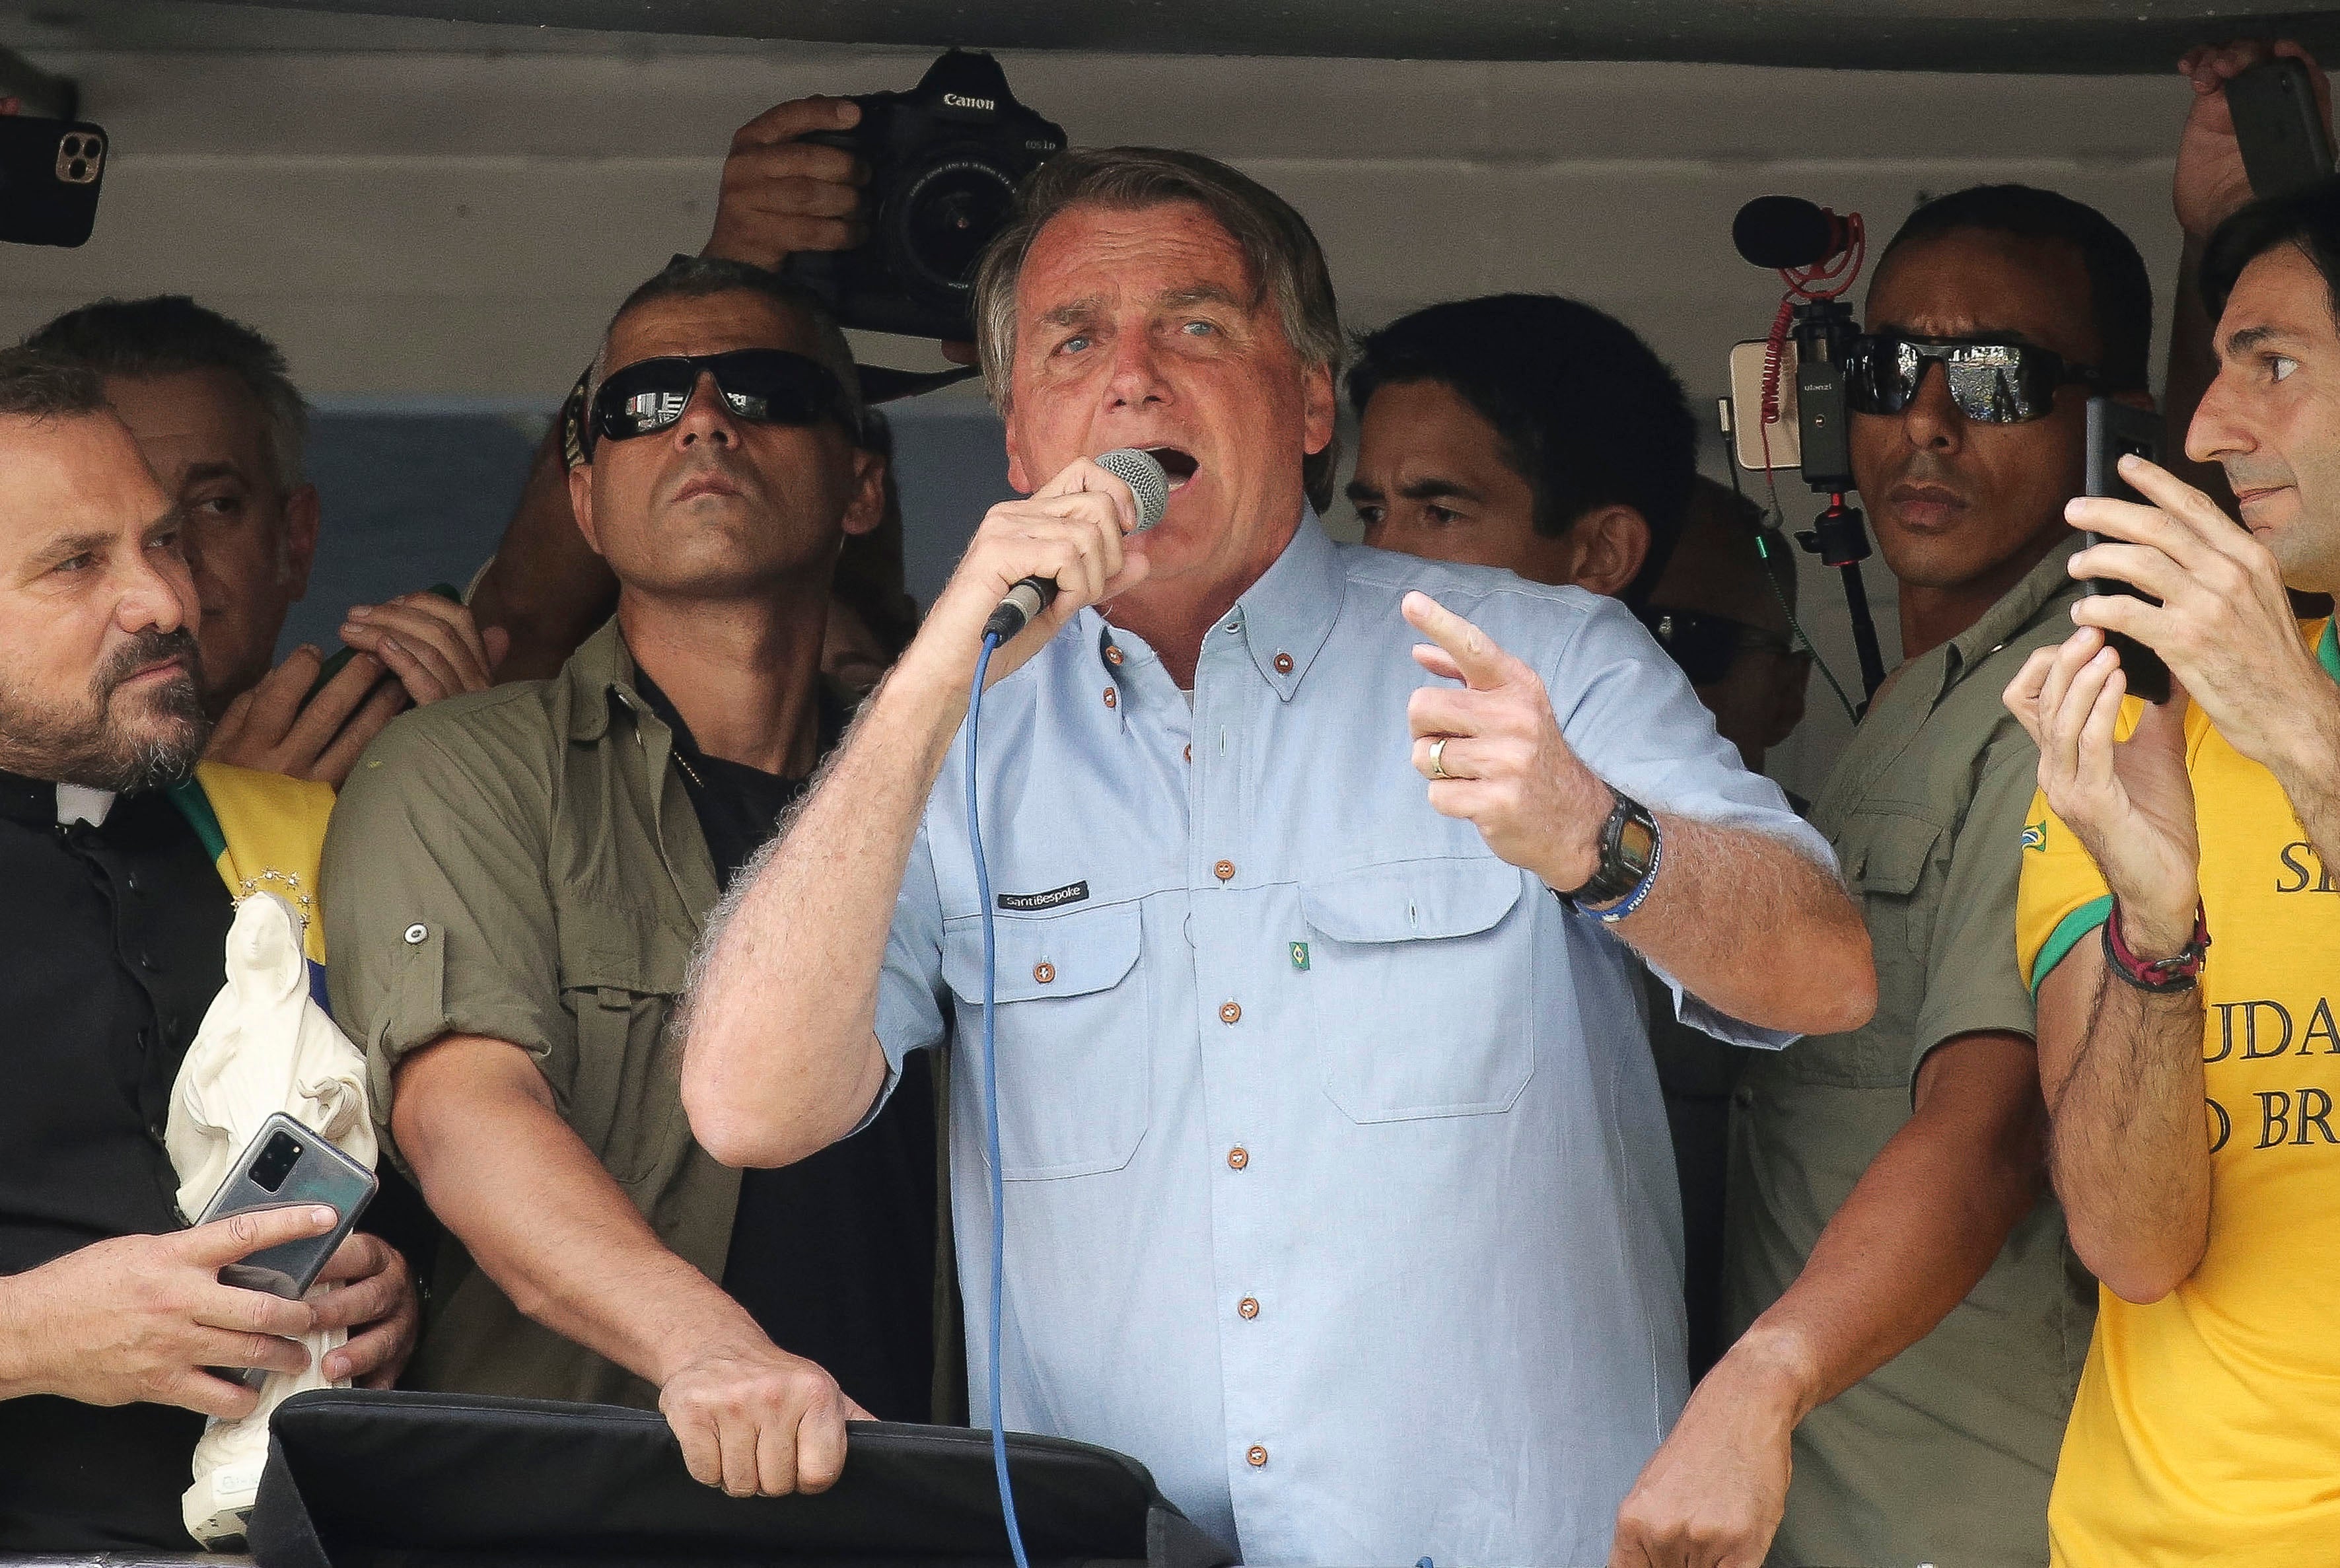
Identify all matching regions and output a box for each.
[555,904,693,1190]
[941,902,1148,1181]
[1826,811,1947,1084]
[1299,859,1537,1123]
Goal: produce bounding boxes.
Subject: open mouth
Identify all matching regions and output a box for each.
[1145,446,1201,492]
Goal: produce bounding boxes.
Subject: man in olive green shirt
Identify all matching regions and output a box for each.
[324,258,940,1501]
[1610,186,2153,1567]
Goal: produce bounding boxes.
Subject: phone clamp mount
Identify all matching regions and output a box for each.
[1788,296,1888,705]
[1733,197,1888,709]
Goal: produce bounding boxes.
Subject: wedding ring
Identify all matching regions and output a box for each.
[1429,736,1452,780]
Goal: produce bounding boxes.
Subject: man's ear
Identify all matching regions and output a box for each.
[1301,361,1336,456]
[842,449,886,540]
[281,482,322,600]
[1565,505,1651,598]
[567,463,607,559]
[1004,410,1035,495]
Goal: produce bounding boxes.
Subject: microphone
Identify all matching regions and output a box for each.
[1733,196,1855,269]
[982,447,1170,642]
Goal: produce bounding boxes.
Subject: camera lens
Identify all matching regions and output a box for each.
[67,160,87,181]
[896,156,1020,297]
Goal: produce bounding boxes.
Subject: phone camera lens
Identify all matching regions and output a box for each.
[67,160,87,180]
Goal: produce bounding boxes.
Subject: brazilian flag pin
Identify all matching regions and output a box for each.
[1290,941,1310,972]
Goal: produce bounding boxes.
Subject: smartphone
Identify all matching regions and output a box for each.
[2228,58,2337,201]
[192,1112,378,1388]
[304,582,466,703]
[2084,397,2173,705]
[0,114,107,247]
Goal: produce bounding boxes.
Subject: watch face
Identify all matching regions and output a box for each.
[1616,813,1658,873]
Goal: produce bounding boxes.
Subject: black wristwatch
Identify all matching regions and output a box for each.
[1562,787,1661,915]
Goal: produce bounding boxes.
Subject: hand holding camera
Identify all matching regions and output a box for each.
[703,96,873,270]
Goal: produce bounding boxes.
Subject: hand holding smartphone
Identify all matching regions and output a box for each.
[192,1114,377,1389]
[2083,398,2174,705]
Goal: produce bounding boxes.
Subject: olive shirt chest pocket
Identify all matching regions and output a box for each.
[940,901,1147,1181]
[1298,859,1536,1123]
[555,902,693,1189]
[1826,810,1948,1083]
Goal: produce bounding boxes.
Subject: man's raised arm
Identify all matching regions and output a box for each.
[683,458,1146,1167]
[1398,591,1874,1037]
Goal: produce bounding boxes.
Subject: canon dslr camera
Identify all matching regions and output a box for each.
[785,51,1067,341]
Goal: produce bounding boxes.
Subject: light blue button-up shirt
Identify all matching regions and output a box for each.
[872,514,1830,1566]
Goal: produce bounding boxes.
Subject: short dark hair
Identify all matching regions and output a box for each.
[594,255,866,439]
[1346,293,1696,607]
[1878,184,2154,393]
[0,348,107,421]
[2202,174,2340,327]
[22,295,308,492]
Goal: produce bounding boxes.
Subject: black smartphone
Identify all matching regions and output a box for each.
[2084,397,2173,705]
[0,114,107,247]
[2228,58,2337,201]
[304,581,466,703]
[192,1112,378,1388]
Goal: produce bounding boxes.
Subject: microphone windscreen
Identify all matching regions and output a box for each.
[1096,447,1171,533]
[1733,196,1839,269]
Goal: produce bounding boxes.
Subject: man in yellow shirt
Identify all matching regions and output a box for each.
[2006,172,2340,1565]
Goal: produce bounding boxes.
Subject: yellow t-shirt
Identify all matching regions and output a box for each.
[2016,617,2340,1567]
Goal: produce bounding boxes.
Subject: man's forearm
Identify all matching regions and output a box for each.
[1611,816,1875,1037]
[396,1039,758,1384]
[1718,1032,2045,1422]
[683,647,973,1168]
[2038,943,2211,1301]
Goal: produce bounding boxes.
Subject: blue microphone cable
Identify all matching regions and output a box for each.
[966,629,1034,1568]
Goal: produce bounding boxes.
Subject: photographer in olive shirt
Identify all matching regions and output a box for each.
[1612,186,2152,1567]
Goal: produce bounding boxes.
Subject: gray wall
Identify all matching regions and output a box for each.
[1,15,2230,797]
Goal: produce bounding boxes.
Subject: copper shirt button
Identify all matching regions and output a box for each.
[1214,859,1235,882]
[1238,1297,1259,1320]
[1219,1001,1242,1024]
[1034,962,1055,984]
[1103,687,1117,709]
[1246,1444,1268,1467]
[1273,651,1294,674]
[1227,1146,1249,1170]
[1105,644,1124,666]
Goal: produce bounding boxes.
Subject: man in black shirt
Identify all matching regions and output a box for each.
[324,258,942,1500]
[0,351,418,1549]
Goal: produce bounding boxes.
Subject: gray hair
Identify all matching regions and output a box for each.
[972,147,1344,513]
[593,256,867,441]
[0,348,107,423]
[22,295,308,494]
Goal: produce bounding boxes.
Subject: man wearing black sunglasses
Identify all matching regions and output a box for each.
[1616,186,2156,1567]
[319,256,948,1501]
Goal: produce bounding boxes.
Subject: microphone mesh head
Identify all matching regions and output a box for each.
[1096,447,1171,533]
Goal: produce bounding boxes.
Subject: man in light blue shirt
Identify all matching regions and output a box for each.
[684,147,1875,1566]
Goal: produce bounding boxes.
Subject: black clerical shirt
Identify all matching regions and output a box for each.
[0,771,234,1550]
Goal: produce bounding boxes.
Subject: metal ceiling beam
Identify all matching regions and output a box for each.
[241,1,2340,72]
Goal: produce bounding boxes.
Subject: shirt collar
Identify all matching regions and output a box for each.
[1096,508,1345,701]
[1936,533,2086,698]
[562,616,640,743]
[0,769,119,828]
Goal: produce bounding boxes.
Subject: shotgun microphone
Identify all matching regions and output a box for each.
[982,447,1170,641]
